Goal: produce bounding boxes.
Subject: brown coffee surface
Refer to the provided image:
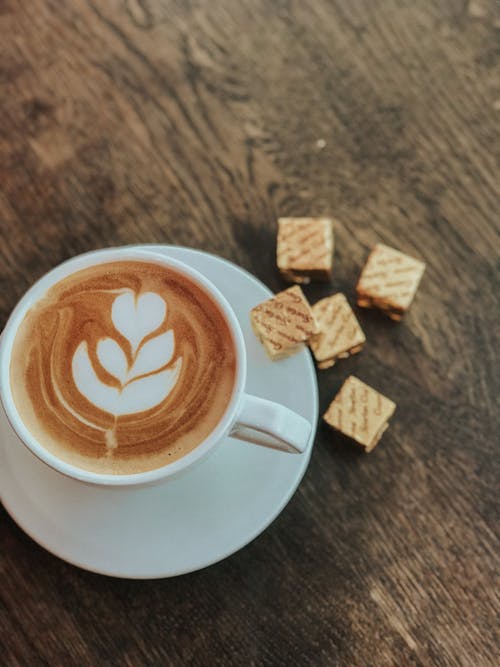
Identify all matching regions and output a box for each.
[10,261,237,474]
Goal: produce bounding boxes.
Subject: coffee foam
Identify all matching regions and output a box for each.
[10,261,237,474]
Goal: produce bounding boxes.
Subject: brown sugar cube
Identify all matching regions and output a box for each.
[356,243,425,320]
[323,376,396,452]
[251,286,318,360]
[309,293,366,369]
[277,217,334,284]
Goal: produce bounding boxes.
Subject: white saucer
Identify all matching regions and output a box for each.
[0,246,318,578]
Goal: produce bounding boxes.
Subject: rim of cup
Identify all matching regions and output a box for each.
[0,248,247,487]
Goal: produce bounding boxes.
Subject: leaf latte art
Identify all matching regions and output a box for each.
[72,291,182,419]
[10,261,237,474]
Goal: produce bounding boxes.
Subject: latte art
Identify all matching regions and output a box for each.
[10,261,237,474]
[72,291,182,420]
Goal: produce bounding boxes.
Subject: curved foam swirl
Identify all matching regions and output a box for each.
[10,261,237,474]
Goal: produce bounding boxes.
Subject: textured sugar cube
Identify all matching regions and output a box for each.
[277,217,334,284]
[310,293,366,369]
[250,286,318,360]
[356,244,425,320]
[323,376,396,452]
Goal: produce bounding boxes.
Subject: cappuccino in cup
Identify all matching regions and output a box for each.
[9,260,237,475]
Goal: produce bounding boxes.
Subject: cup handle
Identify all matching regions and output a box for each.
[229,393,311,453]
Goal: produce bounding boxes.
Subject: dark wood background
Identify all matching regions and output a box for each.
[1,1,499,665]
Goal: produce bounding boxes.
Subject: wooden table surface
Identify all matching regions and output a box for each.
[1,1,499,665]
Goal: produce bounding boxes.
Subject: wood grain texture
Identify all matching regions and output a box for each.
[1,1,499,665]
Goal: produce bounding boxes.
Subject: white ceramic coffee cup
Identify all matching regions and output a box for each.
[0,248,311,487]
